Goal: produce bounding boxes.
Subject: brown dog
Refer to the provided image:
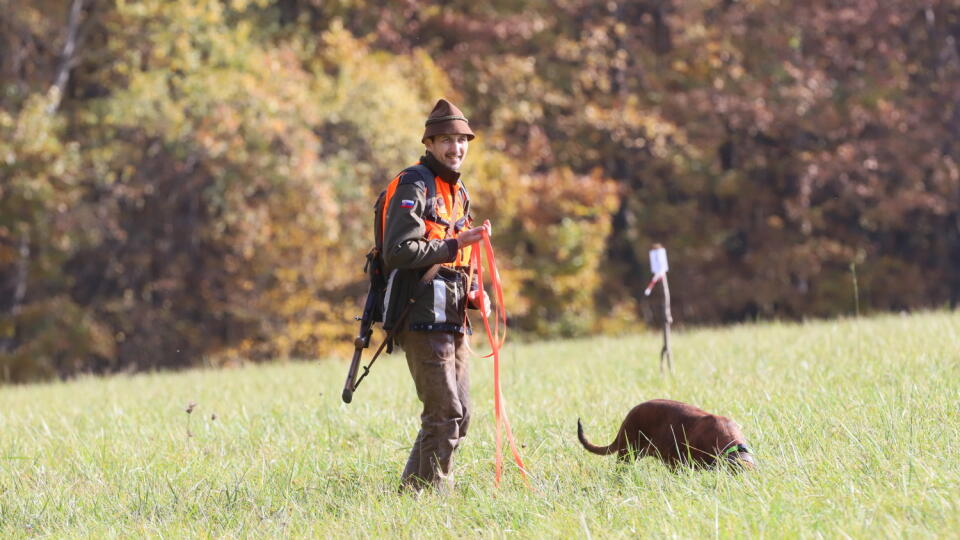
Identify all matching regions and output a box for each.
[578,399,755,470]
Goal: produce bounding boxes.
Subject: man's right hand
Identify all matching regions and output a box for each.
[457,220,492,248]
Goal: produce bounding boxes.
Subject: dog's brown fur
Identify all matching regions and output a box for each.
[578,399,754,470]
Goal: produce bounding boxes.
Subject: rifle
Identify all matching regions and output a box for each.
[341,264,441,404]
[341,285,377,403]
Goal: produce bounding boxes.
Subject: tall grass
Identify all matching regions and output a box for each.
[1,311,958,537]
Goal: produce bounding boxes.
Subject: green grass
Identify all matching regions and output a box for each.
[1,311,958,538]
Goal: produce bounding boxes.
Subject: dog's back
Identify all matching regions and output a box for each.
[578,399,754,469]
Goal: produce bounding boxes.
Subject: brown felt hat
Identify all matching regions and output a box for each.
[422,98,475,142]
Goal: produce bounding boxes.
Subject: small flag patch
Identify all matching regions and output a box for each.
[400,199,415,209]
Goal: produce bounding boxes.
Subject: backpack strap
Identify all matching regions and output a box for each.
[376,164,439,249]
[401,164,447,227]
[459,182,470,217]
[399,164,437,200]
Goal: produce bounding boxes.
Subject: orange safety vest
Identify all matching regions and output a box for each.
[381,164,473,267]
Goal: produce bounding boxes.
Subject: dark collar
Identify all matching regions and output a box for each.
[421,152,461,185]
[722,443,751,457]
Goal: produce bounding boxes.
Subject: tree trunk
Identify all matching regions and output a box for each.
[47,0,86,113]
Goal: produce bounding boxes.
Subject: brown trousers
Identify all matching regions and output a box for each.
[397,330,471,492]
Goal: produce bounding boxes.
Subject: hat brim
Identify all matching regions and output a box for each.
[422,119,475,142]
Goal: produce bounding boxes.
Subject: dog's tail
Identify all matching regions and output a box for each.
[577,418,616,456]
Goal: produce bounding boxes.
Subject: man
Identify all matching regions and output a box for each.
[380,98,490,493]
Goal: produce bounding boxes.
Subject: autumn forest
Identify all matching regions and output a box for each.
[2,0,958,382]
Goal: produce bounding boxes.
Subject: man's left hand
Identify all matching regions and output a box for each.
[468,289,491,317]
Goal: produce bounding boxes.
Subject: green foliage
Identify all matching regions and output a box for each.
[0,312,957,535]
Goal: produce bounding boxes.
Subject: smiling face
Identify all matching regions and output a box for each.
[424,134,470,171]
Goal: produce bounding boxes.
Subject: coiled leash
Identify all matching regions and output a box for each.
[470,229,531,489]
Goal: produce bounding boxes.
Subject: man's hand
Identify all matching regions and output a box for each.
[457,219,492,248]
[468,289,491,317]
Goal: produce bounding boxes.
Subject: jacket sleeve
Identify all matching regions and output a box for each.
[382,178,458,270]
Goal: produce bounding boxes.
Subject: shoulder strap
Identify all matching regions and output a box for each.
[403,164,443,226]
[378,164,441,248]
[399,164,437,200]
[458,181,470,216]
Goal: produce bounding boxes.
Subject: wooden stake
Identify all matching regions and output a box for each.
[659,272,673,374]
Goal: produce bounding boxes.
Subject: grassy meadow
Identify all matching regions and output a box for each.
[1,311,958,538]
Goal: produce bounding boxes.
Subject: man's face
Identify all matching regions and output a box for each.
[425,134,470,171]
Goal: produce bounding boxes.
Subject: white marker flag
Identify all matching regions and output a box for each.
[649,247,668,274]
[644,246,669,296]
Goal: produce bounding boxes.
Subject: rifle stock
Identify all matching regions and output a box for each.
[341,334,366,403]
[342,288,375,404]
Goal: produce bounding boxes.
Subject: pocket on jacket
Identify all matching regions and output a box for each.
[428,277,460,324]
[407,271,468,331]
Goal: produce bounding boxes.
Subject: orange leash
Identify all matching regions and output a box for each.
[471,230,530,489]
